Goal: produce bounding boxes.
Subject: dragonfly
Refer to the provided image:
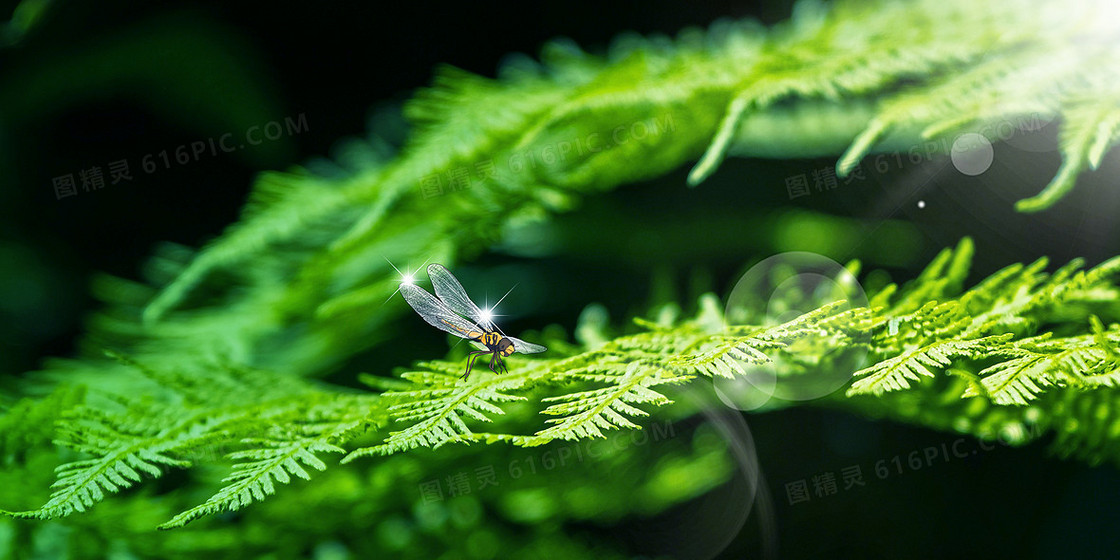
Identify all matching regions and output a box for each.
[399,263,546,380]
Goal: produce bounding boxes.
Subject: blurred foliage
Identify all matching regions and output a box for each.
[4,0,1120,558]
[1,0,51,47]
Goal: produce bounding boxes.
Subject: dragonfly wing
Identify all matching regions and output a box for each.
[428,264,492,329]
[400,283,484,340]
[507,336,547,354]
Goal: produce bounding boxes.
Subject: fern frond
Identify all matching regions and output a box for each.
[342,364,530,462]
[849,335,1012,395]
[846,236,1120,404]
[141,172,352,322]
[11,442,187,520]
[159,434,347,529]
[1016,87,1120,211]
[2,353,381,525]
[15,0,1120,545]
[124,0,1120,354]
[697,0,1005,183]
[665,339,767,379]
[530,361,678,443]
[0,384,85,464]
[885,237,974,313]
[13,232,1120,530]
[971,321,1120,405]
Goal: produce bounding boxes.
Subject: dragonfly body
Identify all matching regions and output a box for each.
[400,264,545,379]
[436,319,517,377]
[466,329,513,356]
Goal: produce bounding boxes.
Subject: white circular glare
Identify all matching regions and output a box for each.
[917,200,926,209]
[718,252,870,411]
[480,308,493,324]
[401,273,415,285]
[951,133,994,176]
[714,365,776,412]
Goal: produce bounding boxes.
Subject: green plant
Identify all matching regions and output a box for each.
[5,0,1120,557]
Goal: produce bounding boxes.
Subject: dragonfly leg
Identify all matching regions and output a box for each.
[462,350,489,380]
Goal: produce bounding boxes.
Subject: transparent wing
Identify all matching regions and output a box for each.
[400,283,484,340]
[507,336,547,354]
[427,263,493,330]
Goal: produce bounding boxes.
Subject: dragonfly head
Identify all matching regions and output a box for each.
[498,338,515,356]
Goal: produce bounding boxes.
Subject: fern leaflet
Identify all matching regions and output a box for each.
[160,433,349,529]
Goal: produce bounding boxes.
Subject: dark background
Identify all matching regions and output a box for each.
[2,1,1119,558]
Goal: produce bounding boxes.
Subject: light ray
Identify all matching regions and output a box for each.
[481,282,518,336]
[381,256,431,307]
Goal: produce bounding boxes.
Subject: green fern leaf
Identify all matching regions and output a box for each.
[1016,92,1120,211]
[342,365,529,462]
[11,446,187,520]
[974,321,1120,405]
[0,384,85,464]
[160,435,348,529]
[529,361,678,444]
[849,335,1013,395]
[15,0,1120,542]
